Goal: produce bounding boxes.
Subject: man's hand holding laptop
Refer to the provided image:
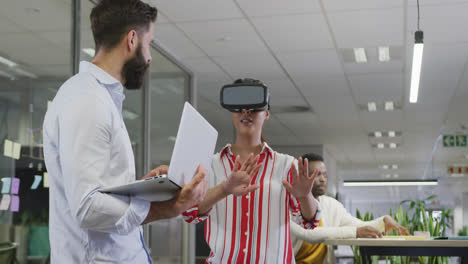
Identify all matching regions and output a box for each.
[142,165,169,180]
[142,165,208,224]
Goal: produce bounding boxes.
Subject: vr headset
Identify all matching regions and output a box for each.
[220,81,270,112]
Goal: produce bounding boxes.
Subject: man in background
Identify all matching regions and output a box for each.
[291,153,409,264]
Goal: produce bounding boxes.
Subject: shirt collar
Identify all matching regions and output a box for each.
[79,61,125,117]
[221,142,273,159]
[79,61,123,91]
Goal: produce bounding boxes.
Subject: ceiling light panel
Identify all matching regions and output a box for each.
[353,48,367,63]
[368,102,377,112]
[384,101,394,111]
[378,46,390,62]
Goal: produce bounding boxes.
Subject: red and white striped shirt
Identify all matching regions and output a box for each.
[183,143,321,264]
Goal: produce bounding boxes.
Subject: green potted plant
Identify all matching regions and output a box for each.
[351,209,380,264]
[389,195,452,264]
[352,195,453,264]
[457,226,468,236]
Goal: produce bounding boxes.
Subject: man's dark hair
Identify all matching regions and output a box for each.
[90,0,158,52]
[301,153,323,162]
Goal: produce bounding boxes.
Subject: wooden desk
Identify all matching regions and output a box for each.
[325,239,468,264]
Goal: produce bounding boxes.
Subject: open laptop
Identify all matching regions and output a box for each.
[99,102,218,201]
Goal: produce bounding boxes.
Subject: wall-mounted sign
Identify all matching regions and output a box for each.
[443,135,467,147]
[447,166,468,174]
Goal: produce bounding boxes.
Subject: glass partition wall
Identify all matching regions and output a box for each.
[0,0,195,263]
[147,46,192,264]
[0,0,72,263]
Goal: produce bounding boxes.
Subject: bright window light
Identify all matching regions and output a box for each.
[353,48,368,63]
[382,165,389,170]
[344,181,438,187]
[388,131,396,137]
[392,164,398,169]
[82,48,96,57]
[374,131,382,138]
[378,46,391,62]
[377,143,385,149]
[389,143,397,149]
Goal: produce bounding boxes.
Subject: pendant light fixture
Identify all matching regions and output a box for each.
[409,0,424,103]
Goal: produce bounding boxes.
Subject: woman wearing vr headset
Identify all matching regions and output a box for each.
[182,78,321,263]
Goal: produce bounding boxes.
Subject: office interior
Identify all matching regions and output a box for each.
[0,0,468,263]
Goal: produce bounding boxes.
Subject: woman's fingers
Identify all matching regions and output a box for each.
[246,155,260,175]
[303,158,309,178]
[282,180,294,193]
[233,155,240,172]
[310,168,319,182]
[290,161,299,185]
[244,184,260,193]
[297,157,310,179]
[244,155,255,173]
[297,157,303,179]
[240,153,253,171]
[249,163,262,178]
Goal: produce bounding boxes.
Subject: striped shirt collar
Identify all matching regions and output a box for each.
[221,142,273,159]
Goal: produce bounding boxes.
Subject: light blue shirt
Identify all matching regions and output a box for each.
[43,61,152,263]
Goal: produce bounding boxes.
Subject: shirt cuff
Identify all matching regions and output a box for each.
[182,205,211,224]
[293,198,322,230]
[375,216,386,232]
[307,198,322,229]
[350,226,358,238]
[128,197,151,226]
[113,196,150,234]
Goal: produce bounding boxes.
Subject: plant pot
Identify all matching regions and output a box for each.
[0,242,17,264]
[13,225,29,264]
[0,224,11,242]
[28,225,49,257]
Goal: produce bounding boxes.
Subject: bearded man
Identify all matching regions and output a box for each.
[42,1,207,262]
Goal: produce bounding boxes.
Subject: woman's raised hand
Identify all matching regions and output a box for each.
[222,153,261,196]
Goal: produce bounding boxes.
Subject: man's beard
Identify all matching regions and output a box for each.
[122,45,149,90]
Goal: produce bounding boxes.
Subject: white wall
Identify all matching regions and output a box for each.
[463,192,468,228]
[323,145,338,197]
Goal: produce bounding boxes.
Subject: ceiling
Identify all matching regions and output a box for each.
[149,0,468,187]
[0,0,72,77]
[0,0,192,169]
